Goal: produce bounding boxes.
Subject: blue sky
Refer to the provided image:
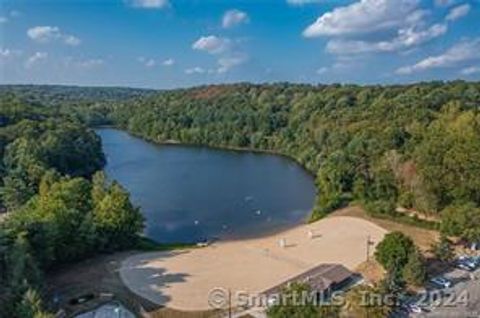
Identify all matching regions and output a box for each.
[1,0,479,89]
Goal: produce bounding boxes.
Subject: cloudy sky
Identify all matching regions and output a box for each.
[1,0,479,88]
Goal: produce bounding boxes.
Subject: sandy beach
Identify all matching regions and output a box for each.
[120,215,387,311]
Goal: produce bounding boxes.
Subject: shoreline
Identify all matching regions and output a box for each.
[95,126,319,239]
[119,213,388,311]
[94,125,317,179]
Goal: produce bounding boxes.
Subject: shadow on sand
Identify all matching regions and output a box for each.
[120,250,191,307]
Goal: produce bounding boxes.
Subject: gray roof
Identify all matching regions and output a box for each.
[262,264,353,295]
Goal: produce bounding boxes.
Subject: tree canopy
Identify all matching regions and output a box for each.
[0,93,143,317]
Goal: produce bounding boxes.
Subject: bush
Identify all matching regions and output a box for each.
[375,231,415,271]
[403,249,427,286]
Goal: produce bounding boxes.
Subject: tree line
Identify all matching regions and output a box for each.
[0,93,144,317]
[2,81,480,315]
[57,81,480,244]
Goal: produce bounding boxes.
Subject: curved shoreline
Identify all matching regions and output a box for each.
[94,124,316,181]
[96,126,318,243]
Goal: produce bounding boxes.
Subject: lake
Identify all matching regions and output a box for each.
[97,128,315,243]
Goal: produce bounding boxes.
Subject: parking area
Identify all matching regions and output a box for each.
[400,255,480,317]
[420,266,480,318]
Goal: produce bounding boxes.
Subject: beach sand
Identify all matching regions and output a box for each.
[120,215,387,311]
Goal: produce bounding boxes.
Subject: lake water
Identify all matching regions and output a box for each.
[97,128,315,243]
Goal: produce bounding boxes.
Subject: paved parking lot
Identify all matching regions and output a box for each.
[415,265,480,317]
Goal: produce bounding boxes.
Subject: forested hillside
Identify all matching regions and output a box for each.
[3,82,480,227]
[0,85,155,126]
[0,93,144,317]
[2,81,480,315]
[103,82,480,233]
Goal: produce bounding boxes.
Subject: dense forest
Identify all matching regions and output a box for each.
[1,81,480,316]
[99,82,480,236]
[0,92,144,317]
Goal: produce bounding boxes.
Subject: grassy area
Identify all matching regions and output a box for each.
[331,206,439,252]
[135,237,196,252]
[364,209,439,231]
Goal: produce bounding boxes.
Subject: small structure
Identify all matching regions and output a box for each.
[308,230,321,239]
[263,264,355,297]
[279,238,287,248]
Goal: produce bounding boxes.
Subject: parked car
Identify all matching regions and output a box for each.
[430,277,452,289]
[473,256,480,266]
[456,256,477,271]
[406,303,423,314]
[457,262,474,271]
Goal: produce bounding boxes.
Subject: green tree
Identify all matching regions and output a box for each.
[415,107,480,209]
[16,288,54,318]
[441,202,480,243]
[375,232,415,272]
[1,169,37,210]
[431,234,455,263]
[342,285,391,318]
[380,266,406,300]
[93,181,144,250]
[403,248,427,286]
[7,233,42,295]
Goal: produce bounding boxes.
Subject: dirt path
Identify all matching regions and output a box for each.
[332,206,439,251]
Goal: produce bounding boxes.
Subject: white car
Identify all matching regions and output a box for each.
[457,256,477,271]
[430,277,452,289]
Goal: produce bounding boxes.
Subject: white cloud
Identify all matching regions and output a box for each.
[27,26,81,46]
[461,66,480,75]
[304,0,454,57]
[0,48,22,64]
[162,58,175,66]
[0,10,21,23]
[303,0,420,37]
[27,26,61,43]
[25,52,48,68]
[217,55,247,73]
[446,4,471,21]
[327,23,447,54]
[185,67,205,75]
[138,57,156,68]
[145,59,156,67]
[192,35,231,55]
[130,0,170,9]
[76,59,104,69]
[316,67,328,75]
[64,35,81,46]
[138,57,175,68]
[0,49,12,58]
[396,39,480,74]
[222,9,249,29]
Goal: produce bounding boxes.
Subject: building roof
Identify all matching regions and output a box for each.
[262,264,353,295]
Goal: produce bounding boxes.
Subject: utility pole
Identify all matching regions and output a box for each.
[366,235,371,262]
[228,289,232,318]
